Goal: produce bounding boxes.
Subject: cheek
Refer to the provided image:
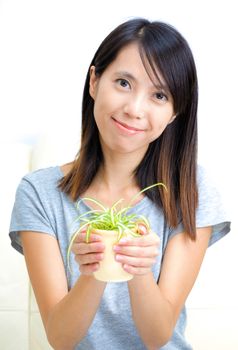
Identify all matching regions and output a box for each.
[149,111,173,140]
[93,99,114,135]
[93,87,107,112]
[93,93,105,123]
[149,126,166,143]
[93,93,120,124]
[156,104,174,126]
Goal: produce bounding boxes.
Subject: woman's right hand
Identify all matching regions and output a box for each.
[71,230,105,275]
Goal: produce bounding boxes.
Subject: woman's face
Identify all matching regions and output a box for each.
[89,43,175,157]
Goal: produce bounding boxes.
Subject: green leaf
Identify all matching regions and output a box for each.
[78,197,107,211]
[67,181,167,273]
[128,182,167,207]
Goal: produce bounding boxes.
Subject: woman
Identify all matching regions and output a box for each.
[9,18,230,349]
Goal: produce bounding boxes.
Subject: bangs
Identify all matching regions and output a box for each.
[138,45,173,101]
[137,24,197,114]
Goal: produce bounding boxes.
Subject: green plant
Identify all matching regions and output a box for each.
[67,182,167,271]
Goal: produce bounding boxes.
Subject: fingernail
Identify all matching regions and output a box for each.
[137,223,147,235]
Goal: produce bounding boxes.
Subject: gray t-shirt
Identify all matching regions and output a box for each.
[9,165,231,350]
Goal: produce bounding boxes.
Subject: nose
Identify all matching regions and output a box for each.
[123,94,146,119]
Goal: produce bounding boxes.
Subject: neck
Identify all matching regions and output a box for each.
[89,150,145,206]
[97,158,137,194]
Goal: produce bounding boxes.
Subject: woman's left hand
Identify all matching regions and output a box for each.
[113,231,160,276]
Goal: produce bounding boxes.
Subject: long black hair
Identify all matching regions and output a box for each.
[59,18,198,239]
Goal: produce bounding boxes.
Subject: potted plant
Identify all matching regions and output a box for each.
[67,183,166,282]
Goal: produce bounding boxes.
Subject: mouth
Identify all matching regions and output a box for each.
[112,117,144,132]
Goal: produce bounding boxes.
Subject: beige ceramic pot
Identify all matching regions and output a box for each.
[93,229,133,282]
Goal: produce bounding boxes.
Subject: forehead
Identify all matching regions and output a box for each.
[109,43,145,70]
[104,43,167,88]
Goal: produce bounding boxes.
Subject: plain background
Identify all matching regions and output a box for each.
[0,0,237,348]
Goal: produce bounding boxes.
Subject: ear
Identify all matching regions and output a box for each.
[168,114,177,124]
[89,66,98,100]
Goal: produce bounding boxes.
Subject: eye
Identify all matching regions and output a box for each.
[155,92,168,102]
[116,79,130,89]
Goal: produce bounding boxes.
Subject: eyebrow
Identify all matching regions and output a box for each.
[115,70,170,93]
[115,71,136,82]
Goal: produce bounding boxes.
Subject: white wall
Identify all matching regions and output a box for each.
[0,0,237,349]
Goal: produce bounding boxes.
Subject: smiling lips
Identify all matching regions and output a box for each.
[112,117,144,134]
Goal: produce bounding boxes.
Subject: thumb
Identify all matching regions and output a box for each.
[137,223,148,235]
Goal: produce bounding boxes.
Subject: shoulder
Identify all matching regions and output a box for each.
[23,166,63,184]
[20,166,63,192]
[196,164,223,205]
[15,166,65,205]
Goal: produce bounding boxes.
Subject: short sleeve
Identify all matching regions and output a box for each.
[168,165,231,246]
[9,176,56,254]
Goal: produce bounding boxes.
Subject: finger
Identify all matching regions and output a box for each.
[71,241,105,255]
[137,223,148,235]
[113,244,159,258]
[122,264,151,276]
[115,254,156,267]
[74,232,103,243]
[118,232,160,247]
[75,252,104,265]
[79,262,100,275]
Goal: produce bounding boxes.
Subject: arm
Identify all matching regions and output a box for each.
[20,231,106,350]
[115,227,212,349]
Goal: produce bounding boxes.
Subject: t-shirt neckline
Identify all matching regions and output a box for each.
[56,165,149,211]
